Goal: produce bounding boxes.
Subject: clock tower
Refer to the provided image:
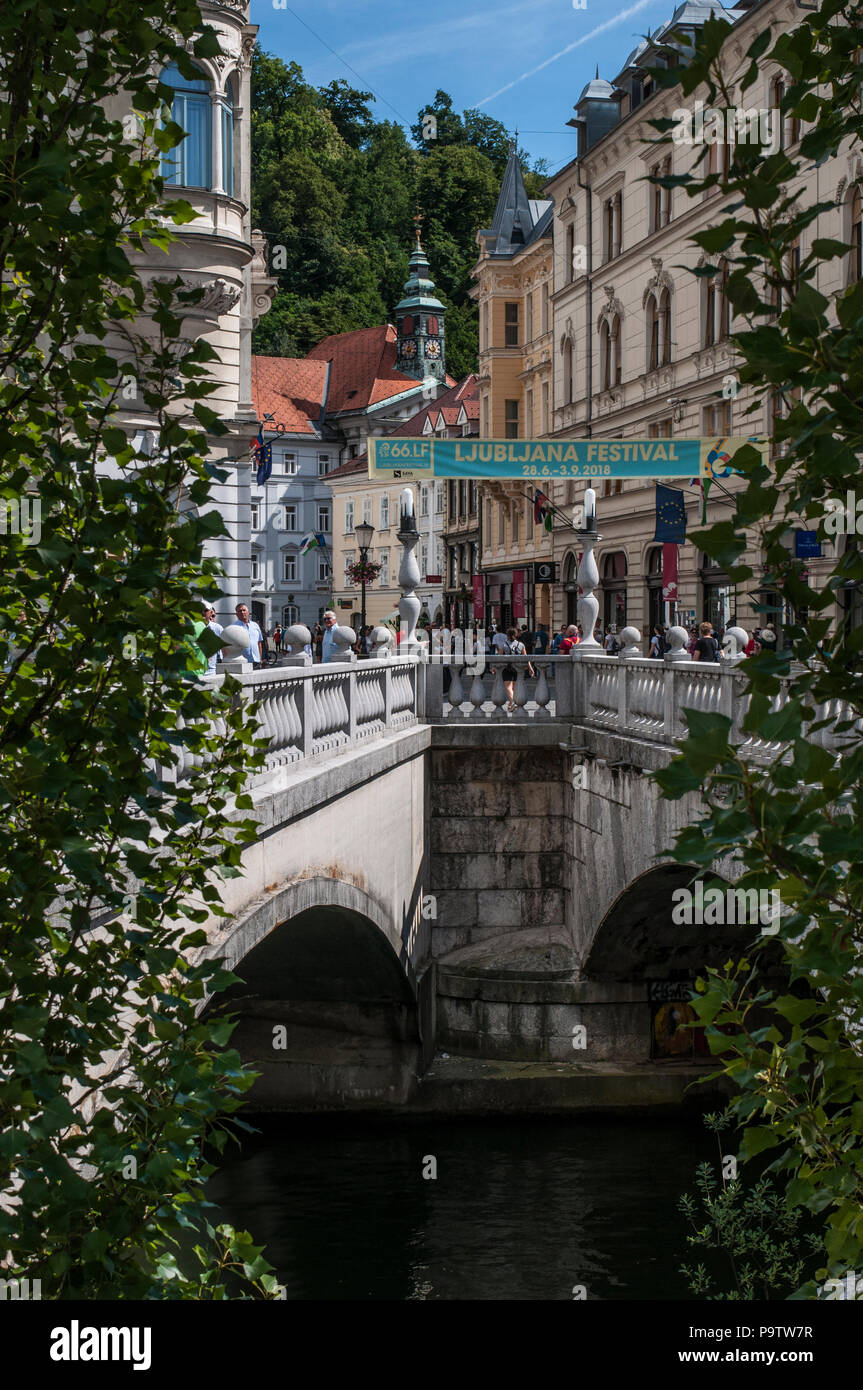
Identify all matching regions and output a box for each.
[395,229,446,384]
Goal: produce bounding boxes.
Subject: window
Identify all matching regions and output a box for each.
[318,503,331,532]
[647,292,671,370]
[542,282,550,334]
[526,389,534,437]
[707,139,730,179]
[250,552,260,582]
[482,395,490,436]
[649,417,673,438]
[428,315,439,335]
[458,480,467,517]
[317,553,328,582]
[379,494,389,529]
[449,547,459,586]
[851,186,863,285]
[498,503,506,546]
[650,157,671,233]
[283,605,299,626]
[482,300,489,351]
[220,81,235,196]
[600,316,621,389]
[317,453,331,475]
[420,485,429,517]
[703,402,732,435]
[770,74,800,149]
[434,482,444,514]
[469,481,477,515]
[378,550,390,586]
[283,453,297,474]
[525,292,534,344]
[511,501,520,548]
[283,552,297,582]
[703,260,729,347]
[603,189,622,261]
[448,480,457,515]
[504,398,519,439]
[250,501,260,530]
[284,504,297,531]
[362,495,372,525]
[485,500,492,545]
[345,499,354,533]
[563,339,575,403]
[159,63,211,188]
[566,224,575,284]
[542,381,550,434]
[505,302,519,347]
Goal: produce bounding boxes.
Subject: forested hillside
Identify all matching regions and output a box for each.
[250,53,548,379]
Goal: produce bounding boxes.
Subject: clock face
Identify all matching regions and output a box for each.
[425,338,441,359]
[401,339,417,359]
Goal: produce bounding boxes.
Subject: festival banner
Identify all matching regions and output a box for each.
[368,436,765,482]
[513,570,526,620]
[472,574,484,621]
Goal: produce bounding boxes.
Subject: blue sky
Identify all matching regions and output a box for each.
[251,0,681,176]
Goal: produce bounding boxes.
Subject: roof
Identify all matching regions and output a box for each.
[478,149,554,258]
[386,374,479,437]
[325,454,368,482]
[306,323,423,414]
[251,357,329,434]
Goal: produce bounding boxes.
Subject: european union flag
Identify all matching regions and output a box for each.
[254,426,273,486]
[654,484,686,543]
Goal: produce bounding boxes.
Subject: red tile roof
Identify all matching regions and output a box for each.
[325,454,368,481]
[251,357,329,434]
[386,374,480,438]
[306,324,422,413]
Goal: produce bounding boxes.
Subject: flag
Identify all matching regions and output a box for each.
[533,489,553,533]
[654,484,686,543]
[252,425,272,486]
[661,543,678,605]
[299,532,323,555]
[689,476,712,525]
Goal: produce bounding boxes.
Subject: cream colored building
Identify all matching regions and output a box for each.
[471,149,556,631]
[489,0,861,644]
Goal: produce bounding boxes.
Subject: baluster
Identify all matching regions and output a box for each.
[534,662,551,720]
[512,662,528,717]
[449,665,465,709]
[490,665,507,718]
[469,669,486,720]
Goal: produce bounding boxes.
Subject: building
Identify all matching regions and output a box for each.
[108,0,275,624]
[470,146,556,632]
[248,358,333,631]
[537,0,854,643]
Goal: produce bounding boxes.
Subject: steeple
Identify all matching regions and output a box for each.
[483,145,535,255]
[394,227,446,383]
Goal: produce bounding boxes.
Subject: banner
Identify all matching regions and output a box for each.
[368,436,766,482]
[654,486,687,543]
[472,574,484,621]
[513,570,526,620]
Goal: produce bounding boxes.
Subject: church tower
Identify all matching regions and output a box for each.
[394,230,446,383]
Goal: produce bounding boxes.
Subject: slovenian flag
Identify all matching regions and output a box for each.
[533,489,554,533]
[253,425,272,486]
[299,532,327,555]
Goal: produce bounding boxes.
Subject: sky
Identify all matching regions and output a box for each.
[251,0,682,176]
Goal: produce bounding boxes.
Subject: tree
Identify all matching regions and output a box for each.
[647,0,863,1291]
[0,0,277,1297]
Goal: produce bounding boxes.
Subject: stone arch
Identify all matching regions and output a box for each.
[581,863,781,982]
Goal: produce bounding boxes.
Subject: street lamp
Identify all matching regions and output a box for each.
[355,519,375,653]
[459,567,471,628]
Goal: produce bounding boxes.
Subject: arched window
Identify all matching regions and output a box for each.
[610,314,621,384]
[159,63,211,189]
[659,289,671,366]
[770,73,800,149]
[850,186,862,285]
[563,338,575,403]
[648,292,671,369]
[602,550,628,631]
[600,320,611,390]
[566,224,575,284]
[401,315,414,337]
[428,315,439,335]
[647,295,659,370]
[703,262,728,346]
[220,78,235,196]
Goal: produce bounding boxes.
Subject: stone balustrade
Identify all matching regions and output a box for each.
[169,643,862,783]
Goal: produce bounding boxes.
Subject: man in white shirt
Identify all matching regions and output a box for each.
[234,603,264,667]
[491,628,510,654]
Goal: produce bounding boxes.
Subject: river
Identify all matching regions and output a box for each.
[209,1113,713,1300]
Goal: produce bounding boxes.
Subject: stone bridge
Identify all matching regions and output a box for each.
[195,646,851,1110]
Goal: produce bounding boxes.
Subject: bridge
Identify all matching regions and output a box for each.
[195,634,852,1111]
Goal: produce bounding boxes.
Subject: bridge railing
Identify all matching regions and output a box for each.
[173,657,420,786]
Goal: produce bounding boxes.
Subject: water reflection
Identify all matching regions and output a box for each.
[208,1115,710,1301]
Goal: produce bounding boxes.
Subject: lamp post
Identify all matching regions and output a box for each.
[459,568,471,629]
[575,486,602,649]
[355,519,374,655]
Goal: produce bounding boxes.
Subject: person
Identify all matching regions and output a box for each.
[550,626,565,655]
[491,626,510,656]
[687,625,699,656]
[604,625,619,655]
[260,627,270,664]
[533,623,549,655]
[759,622,777,650]
[234,603,264,668]
[203,604,224,675]
[745,631,760,656]
[649,625,662,659]
[502,626,534,711]
[692,621,720,661]
[559,624,579,655]
[312,622,323,662]
[320,609,341,662]
[272,623,283,655]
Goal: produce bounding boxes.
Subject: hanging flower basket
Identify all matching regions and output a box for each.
[345,559,382,586]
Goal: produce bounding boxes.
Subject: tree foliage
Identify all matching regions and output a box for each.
[250,56,546,377]
[0,0,277,1297]
[648,0,863,1292]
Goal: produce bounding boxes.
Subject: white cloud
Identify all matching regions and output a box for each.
[338,0,558,74]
